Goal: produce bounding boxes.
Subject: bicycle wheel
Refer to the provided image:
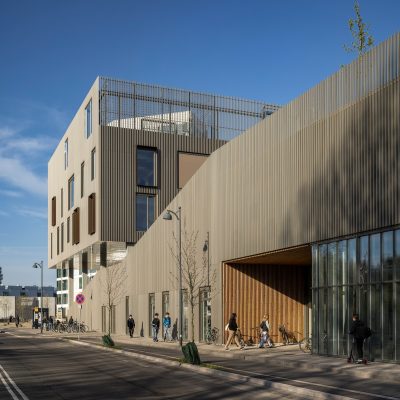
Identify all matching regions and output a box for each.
[299,337,312,353]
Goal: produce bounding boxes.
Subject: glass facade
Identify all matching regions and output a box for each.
[312,228,400,362]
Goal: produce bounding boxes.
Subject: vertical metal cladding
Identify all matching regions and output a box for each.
[117,33,400,340]
[98,78,277,243]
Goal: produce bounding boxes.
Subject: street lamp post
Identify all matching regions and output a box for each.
[203,231,210,287]
[32,261,43,333]
[163,206,183,347]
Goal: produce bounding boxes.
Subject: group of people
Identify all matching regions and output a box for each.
[127,312,173,342]
[224,312,273,350]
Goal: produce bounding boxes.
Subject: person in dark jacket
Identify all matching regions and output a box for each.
[127,315,135,338]
[151,313,160,342]
[225,312,244,350]
[349,313,366,363]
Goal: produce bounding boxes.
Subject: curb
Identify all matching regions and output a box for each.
[65,338,353,400]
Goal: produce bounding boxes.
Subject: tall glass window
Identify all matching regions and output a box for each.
[136,194,156,232]
[91,148,96,180]
[81,162,85,198]
[68,175,74,210]
[199,287,211,342]
[149,293,155,337]
[137,147,157,187]
[85,99,92,138]
[162,292,169,339]
[64,139,68,170]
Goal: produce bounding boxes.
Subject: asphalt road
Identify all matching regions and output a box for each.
[0,329,310,400]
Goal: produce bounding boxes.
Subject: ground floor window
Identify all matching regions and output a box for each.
[162,291,169,338]
[199,287,211,342]
[182,289,188,340]
[312,228,400,362]
[149,293,155,337]
[101,306,106,333]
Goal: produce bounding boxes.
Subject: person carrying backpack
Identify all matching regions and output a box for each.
[349,313,371,363]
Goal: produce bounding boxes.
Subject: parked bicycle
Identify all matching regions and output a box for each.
[205,327,219,344]
[299,336,312,353]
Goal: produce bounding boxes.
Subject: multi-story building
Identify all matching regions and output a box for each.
[48,78,278,318]
[75,33,400,363]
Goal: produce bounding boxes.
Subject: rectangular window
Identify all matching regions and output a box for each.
[61,280,67,290]
[149,293,155,337]
[61,188,63,218]
[136,194,156,232]
[61,223,64,253]
[56,269,61,278]
[162,292,169,338]
[137,147,157,186]
[72,207,80,245]
[67,217,70,243]
[85,99,92,138]
[57,226,60,256]
[64,139,68,170]
[111,305,116,334]
[101,306,107,333]
[81,162,85,198]
[51,196,56,226]
[50,233,53,259]
[88,193,96,235]
[79,277,83,290]
[62,268,68,278]
[91,148,96,180]
[68,175,74,210]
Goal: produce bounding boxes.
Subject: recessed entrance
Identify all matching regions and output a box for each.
[223,245,312,345]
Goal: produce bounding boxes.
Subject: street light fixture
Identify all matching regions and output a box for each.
[203,231,210,287]
[32,261,43,333]
[163,206,183,346]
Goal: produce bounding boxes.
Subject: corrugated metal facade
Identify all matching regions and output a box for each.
[82,34,400,345]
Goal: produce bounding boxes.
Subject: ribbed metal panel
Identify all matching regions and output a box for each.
[83,34,400,340]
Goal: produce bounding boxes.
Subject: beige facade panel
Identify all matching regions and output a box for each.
[82,34,399,340]
[48,79,101,267]
[178,152,208,189]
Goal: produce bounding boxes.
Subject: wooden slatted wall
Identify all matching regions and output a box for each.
[223,263,308,343]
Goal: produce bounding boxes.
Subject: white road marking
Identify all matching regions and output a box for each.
[0,371,19,400]
[0,365,29,400]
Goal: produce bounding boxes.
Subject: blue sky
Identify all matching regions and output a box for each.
[0,0,399,286]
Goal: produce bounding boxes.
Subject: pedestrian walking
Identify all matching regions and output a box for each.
[259,314,273,348]
[225,312,244,350]
[15,315,20,328]
[349,313,371,364]
[152,313,160,342]
[127,315,135,338]
[163,312,172,341]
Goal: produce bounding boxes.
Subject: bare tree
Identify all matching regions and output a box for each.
[100,263,127,336]
[344,0,374,56]
[169,226,216,342]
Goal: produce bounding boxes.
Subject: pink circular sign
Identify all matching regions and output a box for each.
[75,293,85,305]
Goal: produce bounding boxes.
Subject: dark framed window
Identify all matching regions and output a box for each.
[68,175,74,210]
[91,148,96,180]
[67,217,70,243]
[72,207,80,245]
[85,99,92,138]
[81,162,85,198]
[57,226,60,256]
[61,222,64,253]
[137,147,157,187]
[51,196,56,226]
[136,194,156,232]
[60,188,63,218]
[88,193,96,235]
[149,293,155,336]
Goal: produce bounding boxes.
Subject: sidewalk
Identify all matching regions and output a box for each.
[17,327,400,399]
